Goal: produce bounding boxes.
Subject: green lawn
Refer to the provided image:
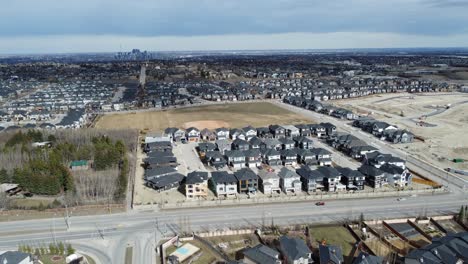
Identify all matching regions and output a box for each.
[39,255,65,264]
[309,226,357,256]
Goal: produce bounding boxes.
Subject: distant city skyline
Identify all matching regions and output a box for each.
[1,0,468,54]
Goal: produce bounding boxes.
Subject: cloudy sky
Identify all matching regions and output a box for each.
[1,0,468,54]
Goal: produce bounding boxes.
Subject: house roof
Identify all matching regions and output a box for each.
[319,244,344,264]
[243,244,279,264]
[147,173,184,188]
[144,166,177,179]
[277,167,300,179]
[234,168,258,181]
[317,166,341,178]
[257,169,279,180]
[211,171,237,184]
[186,171,208,184]
[358,165,384,177]
[225,150,245,158]
[352,253,383,264]
[0,251,30,264]
[310,148,332,156]
[336,167,365,179]
[296,167,325,181]
[70,160,88,167]
[279,236,311,261]
[380,163,405,175]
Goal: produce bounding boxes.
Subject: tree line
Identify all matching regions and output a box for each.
[0,129,135,204]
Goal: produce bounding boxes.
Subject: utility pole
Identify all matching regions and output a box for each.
[52,214,57,245]
[65,203,70,230]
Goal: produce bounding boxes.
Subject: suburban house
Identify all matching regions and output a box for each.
[364,152,406,169]
[279,138,296,150]
[145,172,185,192]
[319,244,344,264]
[234,168,259,196]
[294,136,314,149]
[200,128,216,141]
[245,149,262,168]
[320,122,337,136]
[349,145,378,160]
[258,169,281,195]
[215,127,230,140]
[257,127,273,138]
[358,165,387,188]
[279,236,313,264]
[309,124,326,138]
[242,125,258,140]
[210,171,237,198]
[281,149,298,166]
[380,163,412,187]
[283,125,300,138]
[264,138,282,150]
[232,138,251,151]
[144,153,177,169]
[198,142,217,155]
[144,141,172,153]
[296,166,325,193]
[186,127,200,142]
[309,148,333,166]
[0,251,33,264]
[385,129,414,143]
[225,150,246,169]
[269,125,286,139]
[336,167,366,190]
[205,151,227,169]
[317,166,345,192]
[278,167,302,194]
[353,253,383,264]
[295,124,312,137]
[297,149,315,165]
[230,128,247,140]
[249,136,264,149]
[165,127,186,142]
[184,171,209,200]
[242,244,281,264]
[262,148,282,166]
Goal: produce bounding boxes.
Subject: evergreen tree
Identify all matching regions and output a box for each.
[66,244,75,255]
[58,242,65,255]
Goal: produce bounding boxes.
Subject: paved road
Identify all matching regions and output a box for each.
[0,192,466,263]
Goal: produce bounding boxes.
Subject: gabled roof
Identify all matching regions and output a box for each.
[234,168,258,181]
[278,167,300,179]
[243,244,280,264]
[358,165,384,177]
[380,163,405,175]
[232,138,250,146]
[317,166,341,178]
[186,171,208,184]
[257,169,279,180]
[0,251,30,264]
[319,244,344,264]
[211,171,237,184]
[279,138,295,145]
[186,127,200,132]
[225,150,246,158]
[336,167,365,179]
[310,148,332,156]
[279,236,312,261]
[352,252,383,264]
[147,173,184,188]
[249,136,263,146]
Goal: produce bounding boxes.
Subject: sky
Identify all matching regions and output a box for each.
[1,0,468,54]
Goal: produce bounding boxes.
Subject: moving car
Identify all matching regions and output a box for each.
[315,201,325,206]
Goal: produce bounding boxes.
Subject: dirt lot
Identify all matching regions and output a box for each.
[331,92,468,171]
[95,102,313,131]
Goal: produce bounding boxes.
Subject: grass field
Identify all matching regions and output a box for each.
[95,102,313,131]
[309,226,356,257]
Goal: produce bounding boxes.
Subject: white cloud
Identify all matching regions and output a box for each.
[1,32,468,54]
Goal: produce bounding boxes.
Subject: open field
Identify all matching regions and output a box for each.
[95,102,313,131]
[308,226,356,257]
[332,92,468,171]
